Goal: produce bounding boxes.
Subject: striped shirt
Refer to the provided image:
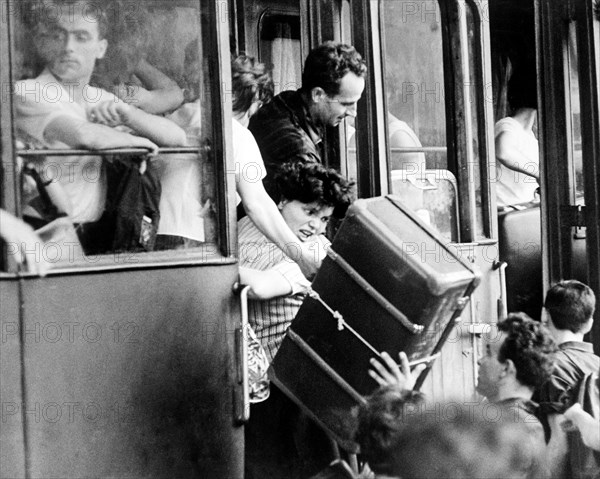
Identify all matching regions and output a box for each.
[238,216,314,362]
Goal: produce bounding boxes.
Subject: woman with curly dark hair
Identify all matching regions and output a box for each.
[239,161,354,361]
[239,161,354,479]
[231,54,340,279]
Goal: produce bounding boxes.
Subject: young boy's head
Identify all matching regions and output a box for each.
[544,280,596,333]
[476,313,556,402]
[356,392,542,479]
[355,386,425,477]
[272,162,355,241]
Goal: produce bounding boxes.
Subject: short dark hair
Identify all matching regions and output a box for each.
[301,41,367,96]
[34,1,109,40]
[544,280,596,332]
[367,403,544,479]
[272,162,355,218]
[231,54,273,114]
[497,312,556,390]
[355,386,425,477]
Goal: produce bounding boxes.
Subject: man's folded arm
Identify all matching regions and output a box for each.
[44,115,159,153]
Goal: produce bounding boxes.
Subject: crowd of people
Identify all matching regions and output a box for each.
[352,280,599,479]
[2,2,597,479]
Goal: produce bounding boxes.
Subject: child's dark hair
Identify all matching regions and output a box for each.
[544,280,596,333]
[231,54,273,114]
[497,312,557,390]
[355,386,425,477]
[272,162,355,218]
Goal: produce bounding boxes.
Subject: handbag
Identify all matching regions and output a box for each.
[102,155,161,252]
[245,324,270,403]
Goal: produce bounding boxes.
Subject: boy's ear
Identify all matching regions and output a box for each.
[503,359,517,379]
[278,198,289,210]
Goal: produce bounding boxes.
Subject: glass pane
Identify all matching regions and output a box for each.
[341,0,357,182]
[12,0,218,264]
[466,4,487,239]
[380,0,454,241]
[567,22,584,201]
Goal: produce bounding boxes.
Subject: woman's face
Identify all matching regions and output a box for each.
[279,199,334,242]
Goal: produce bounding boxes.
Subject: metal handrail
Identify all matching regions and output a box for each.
[16,147,203,157]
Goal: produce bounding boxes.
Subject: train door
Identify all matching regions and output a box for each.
[1,1,244,478]
[536,0,600,349]
[235,0,503,401]
[489,0,545,321]
[347,0,501,401]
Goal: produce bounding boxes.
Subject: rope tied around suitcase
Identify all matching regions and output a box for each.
[321,249,425,335]
[306,288,382,357]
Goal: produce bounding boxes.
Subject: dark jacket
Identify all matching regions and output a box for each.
[248,90,324,172]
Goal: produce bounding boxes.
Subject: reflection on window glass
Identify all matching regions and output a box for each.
[380,0,454,241]
[567,22,584,201]
[12,0,217,263]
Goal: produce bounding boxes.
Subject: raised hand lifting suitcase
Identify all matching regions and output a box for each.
[269,195,481,451]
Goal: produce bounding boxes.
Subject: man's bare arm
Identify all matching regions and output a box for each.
[89,101,187,146]
[112,59,184,114]
[44,115,159,154]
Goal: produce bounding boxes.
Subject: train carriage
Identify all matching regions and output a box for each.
[0,0,599,477]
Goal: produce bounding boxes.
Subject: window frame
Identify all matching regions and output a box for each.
[0,0,237,274]
[353,0,497,243]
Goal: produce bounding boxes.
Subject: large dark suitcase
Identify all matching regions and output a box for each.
[269,195,480,451]
[497,200,587,321]
[497,202,543,320]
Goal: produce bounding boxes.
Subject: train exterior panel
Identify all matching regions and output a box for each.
[1,265,243,479]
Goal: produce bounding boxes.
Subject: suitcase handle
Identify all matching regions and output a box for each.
[323,249,425,334]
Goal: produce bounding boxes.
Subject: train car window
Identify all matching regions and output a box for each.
[259,14,302,94]
[340,0,357,182]
[567,22,585,200]
[10,0,221,265]
[379,0,456,241]
[465,3,488,239]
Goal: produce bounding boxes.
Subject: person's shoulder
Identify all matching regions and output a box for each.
[232,117,253,140]
[494,116,521,133]
[15,70,53,96]
[249,90,301,124]
[556,342,599,360]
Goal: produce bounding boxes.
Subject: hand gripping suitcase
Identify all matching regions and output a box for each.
[269,195,481,451]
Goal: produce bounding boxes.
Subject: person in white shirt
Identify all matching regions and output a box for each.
[495,69,539,207]
[15,1,186,249]
[231,54,330,278]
